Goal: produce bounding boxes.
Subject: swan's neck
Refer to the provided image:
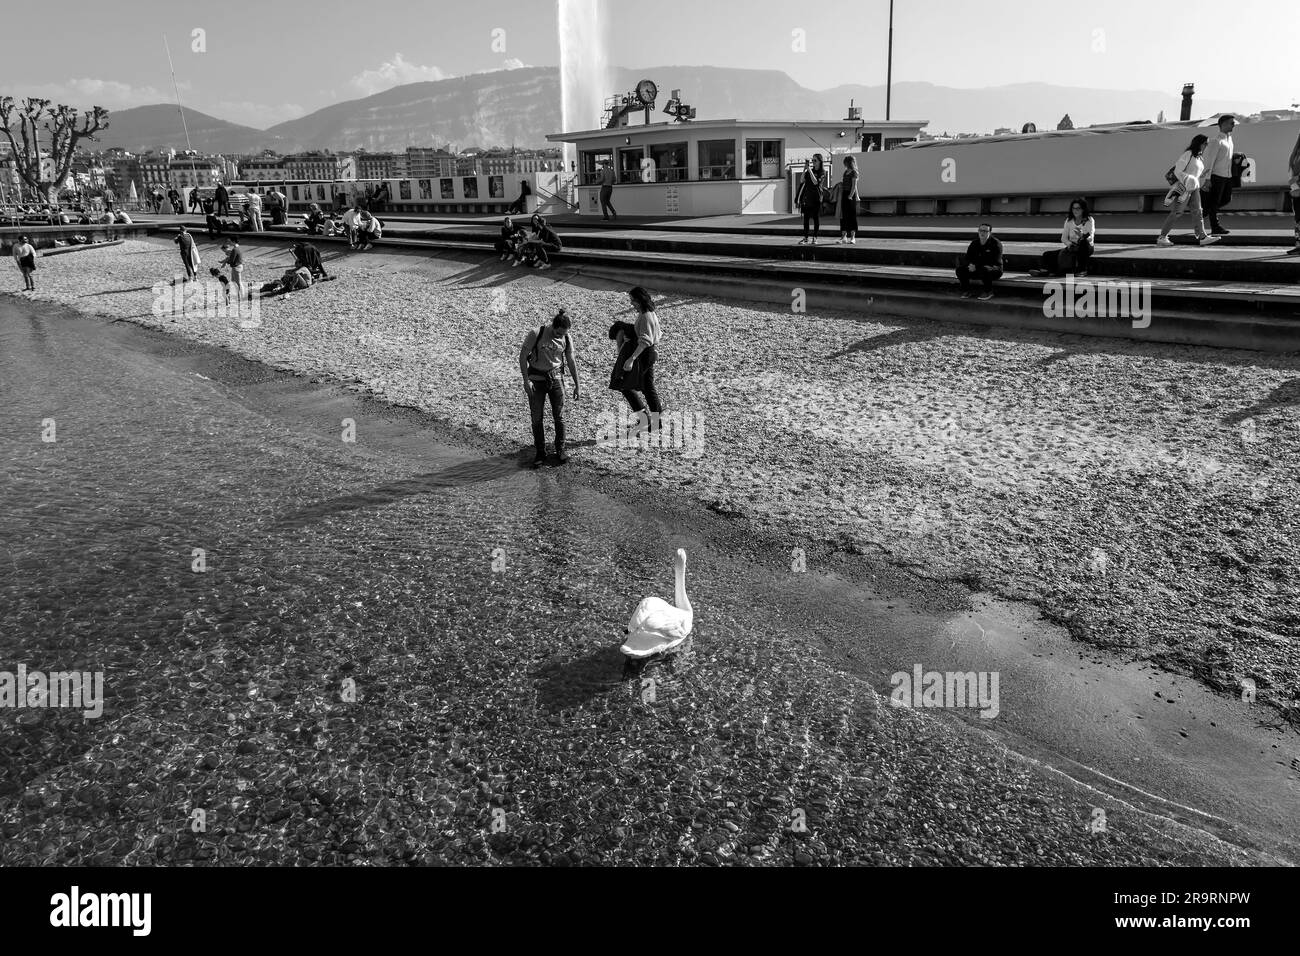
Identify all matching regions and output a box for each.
[674,562,691,612]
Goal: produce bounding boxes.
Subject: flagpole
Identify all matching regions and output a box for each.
[164,35,193,152]
[886,0,895,121]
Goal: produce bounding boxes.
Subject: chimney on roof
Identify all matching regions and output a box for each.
[1180,83,1195,122]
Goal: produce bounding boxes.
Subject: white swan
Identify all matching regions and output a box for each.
[621,549,694,659]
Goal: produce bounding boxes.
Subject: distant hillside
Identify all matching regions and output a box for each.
[262,68,1261,152]
[91,104,288,154]
[89,72,1264,154]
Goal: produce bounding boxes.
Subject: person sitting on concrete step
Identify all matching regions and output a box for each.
[956,223,1004,299]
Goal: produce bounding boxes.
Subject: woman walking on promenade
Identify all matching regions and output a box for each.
[1156,135,1219,247]
[12,235,36,292]
[1035,198,1096,277]
[837,155,860,244]
[622,286,664,432]
[1287,133,1300,256]
[796,154,828,245]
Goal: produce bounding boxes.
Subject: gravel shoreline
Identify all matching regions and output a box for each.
[11,237,1297,716]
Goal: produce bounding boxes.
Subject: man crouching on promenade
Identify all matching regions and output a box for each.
[520,308,580,469]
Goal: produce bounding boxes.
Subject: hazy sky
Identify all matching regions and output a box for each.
[1,0,1294,128]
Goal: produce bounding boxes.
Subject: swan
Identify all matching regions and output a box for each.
[621,549,693,659]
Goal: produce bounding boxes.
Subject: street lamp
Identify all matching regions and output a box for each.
[886,0,895,122]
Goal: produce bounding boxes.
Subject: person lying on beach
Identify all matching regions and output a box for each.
[260,266,315,297]
[12,234,37,292]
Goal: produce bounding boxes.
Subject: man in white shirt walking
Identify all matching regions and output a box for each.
[1200,114,1236,236]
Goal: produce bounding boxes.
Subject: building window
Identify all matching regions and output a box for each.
[489,176,505,199]
[698,140,736,180]
[616,147,645,184]
[648,142,687,182]
[579,150,613,187]
[419,179,432,200]
[463,177,479,198]
[861,133,883,151]
[440,178,454,200]
[744,140,784,178]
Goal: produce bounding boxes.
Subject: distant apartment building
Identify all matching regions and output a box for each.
[355,151,406,179]
[138,153,172,189]
[105,155,143,197]
[240,155,288,181]
[169,155,222,189]
[405,147,457,178]
[479,154,560,175]
[283,152,355,181]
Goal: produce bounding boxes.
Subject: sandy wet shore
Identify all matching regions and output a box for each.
[8,236,1298,720]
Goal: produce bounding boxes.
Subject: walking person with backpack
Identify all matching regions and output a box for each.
[1156,134,1220,246]
[520,308,580,468]
[795,154,828,245]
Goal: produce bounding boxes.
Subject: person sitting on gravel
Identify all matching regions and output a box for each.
[291,241,329,280]
[495,216,526,260]
[955,223,1004,299]
[515,214,562,270]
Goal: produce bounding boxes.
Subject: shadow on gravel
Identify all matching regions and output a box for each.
[1224,377,1300,424]
[270,453,525,531]
[533,643,629,712]
[828,326,946,358]
[79,285,155,297]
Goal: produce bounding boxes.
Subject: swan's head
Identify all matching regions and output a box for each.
[674,549,687,569]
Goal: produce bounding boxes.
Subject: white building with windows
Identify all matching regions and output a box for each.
[547,117,926,216]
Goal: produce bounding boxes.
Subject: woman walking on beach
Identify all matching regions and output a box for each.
[1156,135,1219,247]
[608,320,647,420]
[838,155,860,244]
[622,286,664,431]
[12,234,36,292]
[1035,198,1096,277]
[796,154,828,245]
[1287,133,1300,256]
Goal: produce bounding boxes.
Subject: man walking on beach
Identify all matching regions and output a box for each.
[956,223,1004,299]
[12,234,36,292]
[1201,114,1236,236]
[598,160,618,221]
[520,308,580,468]
[215,182,230,217]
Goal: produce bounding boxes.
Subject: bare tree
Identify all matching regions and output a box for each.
[0,97,109,202]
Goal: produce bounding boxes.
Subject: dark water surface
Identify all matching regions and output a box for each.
[1,298,1296,863]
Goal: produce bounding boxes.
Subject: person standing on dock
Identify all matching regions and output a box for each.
[246,190,264,232]
[955,224,1003,299]
[1200,114,1236,236]
[215,182,230,218]
[599,160,618,221]
[796,154,827,245]
[12,234,36,292]
[837,155,860,244]
[520,308,580,468]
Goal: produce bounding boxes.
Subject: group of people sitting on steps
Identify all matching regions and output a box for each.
[494,214,563,269]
